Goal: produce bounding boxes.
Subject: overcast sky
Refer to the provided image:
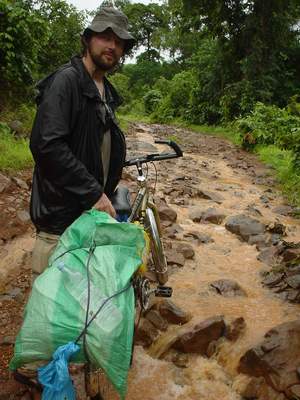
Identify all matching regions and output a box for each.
[66,0,158,11]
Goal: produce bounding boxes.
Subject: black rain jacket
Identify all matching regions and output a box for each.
[30,56,126,235]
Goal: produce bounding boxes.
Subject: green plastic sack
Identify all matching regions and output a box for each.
[10,210,147,398]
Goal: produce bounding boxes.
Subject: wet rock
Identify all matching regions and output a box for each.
[238,320,300,394]
[267,222,286,236]
[281,247,300,264]
[262,272,284,288]
[225,317,246,341]
[163,225,181,239]
[172,353,189,368]
[210,279,247,297]
[286,385,300,399]
[175,243,195,260]
[206,339,221,358]
[286,264,300,276]
[196,189,224,204]
[0,335,15,345]
[273,205,293,216]
[17,210,30,223]
[188,207,203,222]
[248,234,270,249]
[172,197,189,206]
[260,194,271,204]
[135,319,160,347]
[201,208,226,225]
[239,376,266,399]
[172,316,225,354]
[245,204,263,217]
[161,220,174,229]
[145,310,168,332]
[184,231,214,245]
[12,177,29,190]
[225,215,265,242]
[158,205,177,223]
[273,281,289,294]
[257,246,280,265]
[157,299,192,325]
[286,274,300,289]
[163,187,177,195]
[237,376,286,400]
[165,250,185,267]
[8,120,23,135]
[286,289,300,302]
[0,173,11,194]
[270,234,282,246]
[233,191,244,198]
[9,287,23,302]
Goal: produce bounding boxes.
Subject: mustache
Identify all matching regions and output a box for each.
[102,50,116,58]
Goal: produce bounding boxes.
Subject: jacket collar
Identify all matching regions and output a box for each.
[71,55,122,108]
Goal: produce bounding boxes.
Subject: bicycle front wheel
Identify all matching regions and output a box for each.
[145,207,168,285]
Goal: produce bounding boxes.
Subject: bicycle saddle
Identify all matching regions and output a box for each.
[110,185,132,219]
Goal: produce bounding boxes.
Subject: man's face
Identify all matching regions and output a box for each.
[87,29,125,71]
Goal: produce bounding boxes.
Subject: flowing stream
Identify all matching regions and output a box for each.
[1,124,300,400]
[118,127,300,400]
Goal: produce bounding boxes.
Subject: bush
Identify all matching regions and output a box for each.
[151,70,197,122]
[0,103,35,137]
[143,89,163,114]
[236,102,300,170]
[257,145,300,206]
[109,73,131,104]
[153,77,171,96]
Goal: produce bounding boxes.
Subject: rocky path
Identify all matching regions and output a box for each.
[1,123,300,399]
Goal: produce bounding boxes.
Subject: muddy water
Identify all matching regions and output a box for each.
[121,129,300,400]
[3,126,299,399]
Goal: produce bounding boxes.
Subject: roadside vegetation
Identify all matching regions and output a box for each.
[0,0,299,204]
[0,122,32,171]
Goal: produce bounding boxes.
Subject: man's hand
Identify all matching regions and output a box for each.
[93,193,116,218]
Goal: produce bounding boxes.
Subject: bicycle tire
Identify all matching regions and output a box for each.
[145,207,168,285]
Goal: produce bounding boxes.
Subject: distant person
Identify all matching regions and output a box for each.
[14,6,135,397]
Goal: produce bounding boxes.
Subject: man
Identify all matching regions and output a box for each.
[29,6,135,281]
[14,7,135,397]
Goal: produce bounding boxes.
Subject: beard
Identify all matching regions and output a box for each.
[88,45,119,71]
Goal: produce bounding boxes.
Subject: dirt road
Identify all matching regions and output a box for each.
[0,123,299,399]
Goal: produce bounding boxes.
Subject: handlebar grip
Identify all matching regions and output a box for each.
[154,140,183,157]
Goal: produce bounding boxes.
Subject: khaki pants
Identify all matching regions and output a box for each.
[31,231,60,283]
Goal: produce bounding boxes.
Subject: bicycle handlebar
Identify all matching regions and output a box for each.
[124,140,183,167]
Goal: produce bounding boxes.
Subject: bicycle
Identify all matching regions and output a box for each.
[12,140,183,400]
[87,139,183,399]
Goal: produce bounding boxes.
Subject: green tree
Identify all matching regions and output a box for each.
[180,0,300,121]
[121,2,167,60]
[0,0,48,100]
[37,0,87,75]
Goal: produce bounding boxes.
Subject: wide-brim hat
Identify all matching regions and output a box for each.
[83,7,136,53]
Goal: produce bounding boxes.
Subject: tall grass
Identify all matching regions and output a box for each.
[256,145,300,206]
[0,123,32,171]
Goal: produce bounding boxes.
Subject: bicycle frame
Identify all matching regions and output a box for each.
[128,142,182,286]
